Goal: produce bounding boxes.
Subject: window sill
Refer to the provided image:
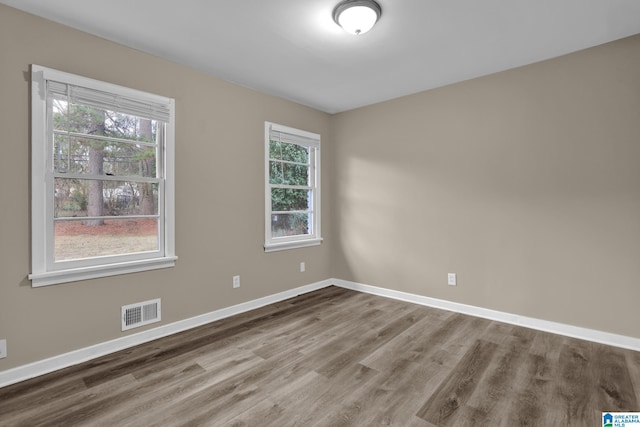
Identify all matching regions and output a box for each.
[264,238,323,253]
[29,256,178,287]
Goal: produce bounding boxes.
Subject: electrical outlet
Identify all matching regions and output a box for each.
[300,262,306,272]
[0,339,6,359]
[233,275,240,289]
[447,273,457,286]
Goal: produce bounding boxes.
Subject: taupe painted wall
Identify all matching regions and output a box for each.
[0,5,333,371]
[331,34,640,338]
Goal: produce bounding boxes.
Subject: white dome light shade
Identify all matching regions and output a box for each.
[333,0,382,35]
[338,6,377,35]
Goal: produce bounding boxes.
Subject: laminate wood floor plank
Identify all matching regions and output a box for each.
[551,339,600,426]
[280,363,380,427]
[359,311,450,367]
[477,321,516,345]
[1,286,639,427]
[592,345,638,411]
[0,375,87,419]
[61,365,204,426]
[202,361,378,427]
[446,404,491,427]
[215,370,328,427]
[464,334,531,424]
[432,316,494,365]
[528,328,567,358]
[291,304,414,373]
[6,373,138,427]
[406,416,440,427]
[172,353,318,427]
[251,307,382,361]
[315,307,429,379]
[362,312,469,372]
[99,351,265,425]
[295,307,387,357]
[627,350,640,409]
[416,339,499,426]
[312,362,411,425]
[136,351,306,427]
[238,286,367,341]
[243,294,385,360]
[502,352,554,427]
[42,351,213,426]
[268,364,377,427]
[326,357,450,427]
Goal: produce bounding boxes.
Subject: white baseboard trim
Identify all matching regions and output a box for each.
[2,277,638,389]
[332,278,640,352]
[0,279,333,389]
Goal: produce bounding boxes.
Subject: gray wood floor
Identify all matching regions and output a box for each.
[1,286,639,426]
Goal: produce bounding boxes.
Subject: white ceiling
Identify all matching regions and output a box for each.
[3,0,640,113]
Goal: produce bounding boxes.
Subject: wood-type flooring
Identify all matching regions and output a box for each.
[1,286,639,426]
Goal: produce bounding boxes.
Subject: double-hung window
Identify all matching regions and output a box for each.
[30,65,176,287]
[265,122,321,251]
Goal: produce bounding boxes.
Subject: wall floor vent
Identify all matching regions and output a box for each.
[122,298,161,331]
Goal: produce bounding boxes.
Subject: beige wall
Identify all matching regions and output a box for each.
[0,4,333,371]
[331,34,640,338]
[1,4,639,374]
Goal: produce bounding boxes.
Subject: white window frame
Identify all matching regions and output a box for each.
[29,65,177,287]
[264,122,322,252]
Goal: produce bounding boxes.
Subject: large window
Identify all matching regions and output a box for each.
[265,122,321,252]
[30,65,176,287]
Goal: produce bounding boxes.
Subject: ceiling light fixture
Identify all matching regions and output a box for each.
[333,0,382,36]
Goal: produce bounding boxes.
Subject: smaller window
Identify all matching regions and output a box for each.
[265,122,322,252]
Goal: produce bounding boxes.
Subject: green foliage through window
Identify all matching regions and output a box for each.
[268,140,313,237]
[265,122,320,250]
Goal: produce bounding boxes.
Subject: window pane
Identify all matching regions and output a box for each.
[53,136,156,177]
[269,141,309,163]
[283,163,308,186]
[271,188,310,211]
[51,96,70,130]
[53,133,72,173]
[271,213,310,237]
[51,95,159,144]
[55,178,158,218]
[283,143,308,163]
[269,161,283,184]
[54,218,158,261]
[269,161,308,186]
[269,140,282,160]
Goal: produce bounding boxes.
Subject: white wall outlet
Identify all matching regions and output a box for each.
[233,275,240,288]
[300,262,306,272]
[447,273,457,286]
[0,339,6,359]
